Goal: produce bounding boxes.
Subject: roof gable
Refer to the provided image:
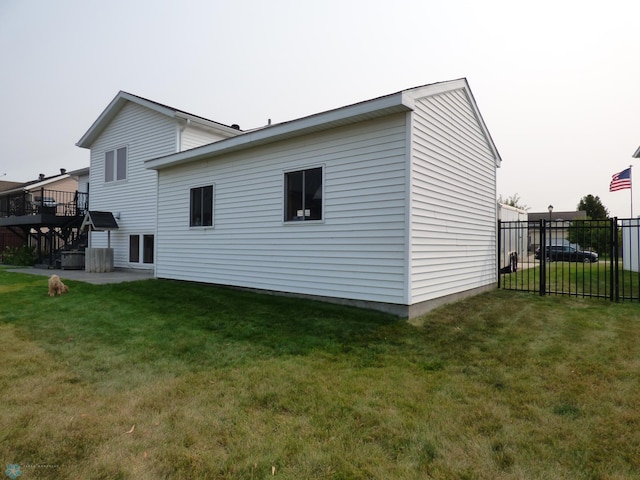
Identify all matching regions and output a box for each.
[76,91,241,149]
[402,79,502,167]
[146,78,502,171]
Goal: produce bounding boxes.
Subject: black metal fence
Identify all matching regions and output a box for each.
[498,218,640,301]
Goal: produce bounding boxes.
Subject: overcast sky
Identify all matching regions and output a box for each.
[1,0,639,217]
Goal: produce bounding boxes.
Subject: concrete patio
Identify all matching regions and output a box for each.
[5,267,154,285]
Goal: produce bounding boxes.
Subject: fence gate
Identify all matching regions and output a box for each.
[498,218,640,301]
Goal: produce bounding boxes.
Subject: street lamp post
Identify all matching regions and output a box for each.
[547,204,553,248]
[543,204,554,295]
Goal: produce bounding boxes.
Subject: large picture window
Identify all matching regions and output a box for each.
[284,167,323,222]
[105,147,127,183]
[190,185,214,227]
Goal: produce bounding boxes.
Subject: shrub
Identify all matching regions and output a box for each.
[1,245,37,266]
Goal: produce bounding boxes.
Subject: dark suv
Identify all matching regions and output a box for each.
[535,245,598,263]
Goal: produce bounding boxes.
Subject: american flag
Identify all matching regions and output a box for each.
[610,168,631,192]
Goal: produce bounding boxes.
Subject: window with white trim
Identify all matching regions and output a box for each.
[129,234,154,264]
[190,185,214,227]
[105,147,127,183]
[284,167,323,222]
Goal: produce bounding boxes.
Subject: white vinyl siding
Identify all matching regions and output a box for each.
[77,174,89,194]
[88,102,177,268]
[180,125,231,151]
[156,115,408,304]
[409,88,497,303]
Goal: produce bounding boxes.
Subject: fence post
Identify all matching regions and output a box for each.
[612,217,619,302]
[497,220,502,288]
[540,219,546,295]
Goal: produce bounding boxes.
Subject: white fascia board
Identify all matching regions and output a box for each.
[174,112,242,137]
[146,92,411,171]
[66,167,90,177]
[400,78,469,105]
[76,91,178,149]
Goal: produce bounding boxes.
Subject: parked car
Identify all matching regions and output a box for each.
[535,245,598,263]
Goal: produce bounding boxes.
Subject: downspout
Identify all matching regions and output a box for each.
[177,118,191,152]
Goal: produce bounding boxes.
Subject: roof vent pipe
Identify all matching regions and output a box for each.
[231,124,240,130]
[39,174,45,180]
[60,168,66,175]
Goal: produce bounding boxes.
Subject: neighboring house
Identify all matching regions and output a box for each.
[76,91,243,270]
[0,169,88,263]
[137,78,501,317]
[498,203,528,271]
[0,180,25,254]
[622,147,640,271]
[528,210,587,251]
[0,170,80,217]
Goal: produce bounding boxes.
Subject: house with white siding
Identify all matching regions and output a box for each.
[139,78,501,317]
[76,91,242,269]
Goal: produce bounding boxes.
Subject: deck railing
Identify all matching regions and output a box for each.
[0,188,88,218]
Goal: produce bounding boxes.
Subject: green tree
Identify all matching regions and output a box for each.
[577,195,609,220]
[498,193,529,210]
[570,195,611,257]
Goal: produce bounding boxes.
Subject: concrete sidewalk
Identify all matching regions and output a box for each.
[5,267,155,285]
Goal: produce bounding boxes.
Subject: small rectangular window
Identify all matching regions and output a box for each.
[105,147,127,183]
[190,185,214,227]
[143,235,154,264]
[105,150,115,182]
[116,147,127,181]
[284,167,322,222]
[129,235,140,263]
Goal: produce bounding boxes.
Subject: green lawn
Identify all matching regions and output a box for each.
[1,269,639,479]
[500,261,640,299]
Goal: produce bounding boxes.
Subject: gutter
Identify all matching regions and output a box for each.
[146,92,411,171]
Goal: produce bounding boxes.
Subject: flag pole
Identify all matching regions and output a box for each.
[631,164,634,218]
